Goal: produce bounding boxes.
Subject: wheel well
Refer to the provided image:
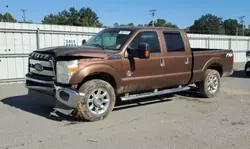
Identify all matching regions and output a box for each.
[78,72,117,90]
[207,63,223,77]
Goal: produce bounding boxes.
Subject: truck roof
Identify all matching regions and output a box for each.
[108,26,183,32]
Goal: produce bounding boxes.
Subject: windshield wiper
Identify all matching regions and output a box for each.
[91,44,105,50]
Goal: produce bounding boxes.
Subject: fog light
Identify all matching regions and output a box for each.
[59,91,70,101]
[71,84,78,89]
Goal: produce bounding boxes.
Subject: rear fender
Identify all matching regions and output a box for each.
[192,57,222,83]
[202,57,222,72]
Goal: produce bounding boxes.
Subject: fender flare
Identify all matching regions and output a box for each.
[70,64,122,88]
[202,57,223,73]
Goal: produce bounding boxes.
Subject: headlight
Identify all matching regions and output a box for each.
[56,60,79,84]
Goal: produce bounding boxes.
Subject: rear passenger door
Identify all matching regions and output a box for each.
[162,31,192,86]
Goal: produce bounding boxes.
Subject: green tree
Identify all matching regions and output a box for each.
[42,7,103,27]
[113,22,119,27]
[223,19,240,35]
[148,19,178,28]
[189,14,225,34]
[244,28,250,36]
[0,12,16,22]
[127,23,134,26]
[0,13,3,21]
[78,7,103,27]
[113,23,135,26]
[42,14,60,24]
[184,27,190,33]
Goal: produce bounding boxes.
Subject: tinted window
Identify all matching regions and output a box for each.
[129,31,161,53]
[164,32,185,52]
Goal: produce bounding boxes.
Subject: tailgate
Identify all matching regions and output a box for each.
[223,50,234,76]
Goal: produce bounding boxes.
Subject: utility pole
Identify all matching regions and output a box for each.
[149,9,156,27]
[239,16,245,36]
[5,5,9,22]
[21,9,26,22]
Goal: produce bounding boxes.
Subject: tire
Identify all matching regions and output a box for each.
[244,61,250,77]
[197,69,221,98]
[72,79,116,122]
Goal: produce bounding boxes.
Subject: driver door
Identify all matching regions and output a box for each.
[121,30,167,93]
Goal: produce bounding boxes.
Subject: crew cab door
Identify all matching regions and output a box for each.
[162,31,192,86]
[121,30,166,93]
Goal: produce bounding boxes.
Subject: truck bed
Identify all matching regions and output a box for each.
[190,47,234,83]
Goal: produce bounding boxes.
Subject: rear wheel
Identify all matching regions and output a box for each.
[244,61,250,77]
[197,69,221,98]
[72,79,116,122]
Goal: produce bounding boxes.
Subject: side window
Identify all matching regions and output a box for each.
[129,31,161,53]
[164,32,185,52]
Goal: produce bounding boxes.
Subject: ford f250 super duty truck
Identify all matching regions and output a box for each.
[25,26,234,121]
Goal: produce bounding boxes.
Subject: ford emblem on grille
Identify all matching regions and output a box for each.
[34,63,44,72]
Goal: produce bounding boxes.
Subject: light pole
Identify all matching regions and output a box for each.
[149,9,156,27]
[5,5,9,22]
[21,9,27,22]
[239,16,245,36]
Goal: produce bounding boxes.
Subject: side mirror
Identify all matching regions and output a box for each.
[82,39,86,45]
[128,43,150,59]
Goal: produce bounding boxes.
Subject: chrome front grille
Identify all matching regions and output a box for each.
[29,59,52,67]
[28,52,55,79]
[29,59,54,76]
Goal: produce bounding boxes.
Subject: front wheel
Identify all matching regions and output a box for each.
[73,79,116,122]
[197,69,221,98]
[244,61,250,77]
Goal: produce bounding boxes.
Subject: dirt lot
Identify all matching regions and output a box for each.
[0,65,250,149]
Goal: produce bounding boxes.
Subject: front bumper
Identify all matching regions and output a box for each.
[25,75,85,115]
[53,86,85,115]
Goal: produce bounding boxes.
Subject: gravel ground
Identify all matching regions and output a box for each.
[0,64,250,149]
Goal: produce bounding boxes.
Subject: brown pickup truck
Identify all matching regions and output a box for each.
[25,26,234,121]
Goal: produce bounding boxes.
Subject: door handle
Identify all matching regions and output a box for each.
[160,58,165,67]
[185,57,189,64]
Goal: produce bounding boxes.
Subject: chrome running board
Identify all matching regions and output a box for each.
[121,86,191,101]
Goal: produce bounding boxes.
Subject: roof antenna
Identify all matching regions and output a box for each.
[149,9,156,27]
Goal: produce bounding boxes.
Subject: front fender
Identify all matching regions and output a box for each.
[69,63,122,87]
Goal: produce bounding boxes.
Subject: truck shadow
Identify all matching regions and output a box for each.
[0,94,175,122]
[1,89,204,122]
[229,70,249,78]
[0,95,72,122]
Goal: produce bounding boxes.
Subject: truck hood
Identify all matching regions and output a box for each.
[35,45,117,58]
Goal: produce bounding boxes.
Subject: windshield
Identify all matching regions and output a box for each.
[84,28,134,51]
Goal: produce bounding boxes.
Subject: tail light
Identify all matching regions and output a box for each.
[232,53,234,64]
[226,52,234,64]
